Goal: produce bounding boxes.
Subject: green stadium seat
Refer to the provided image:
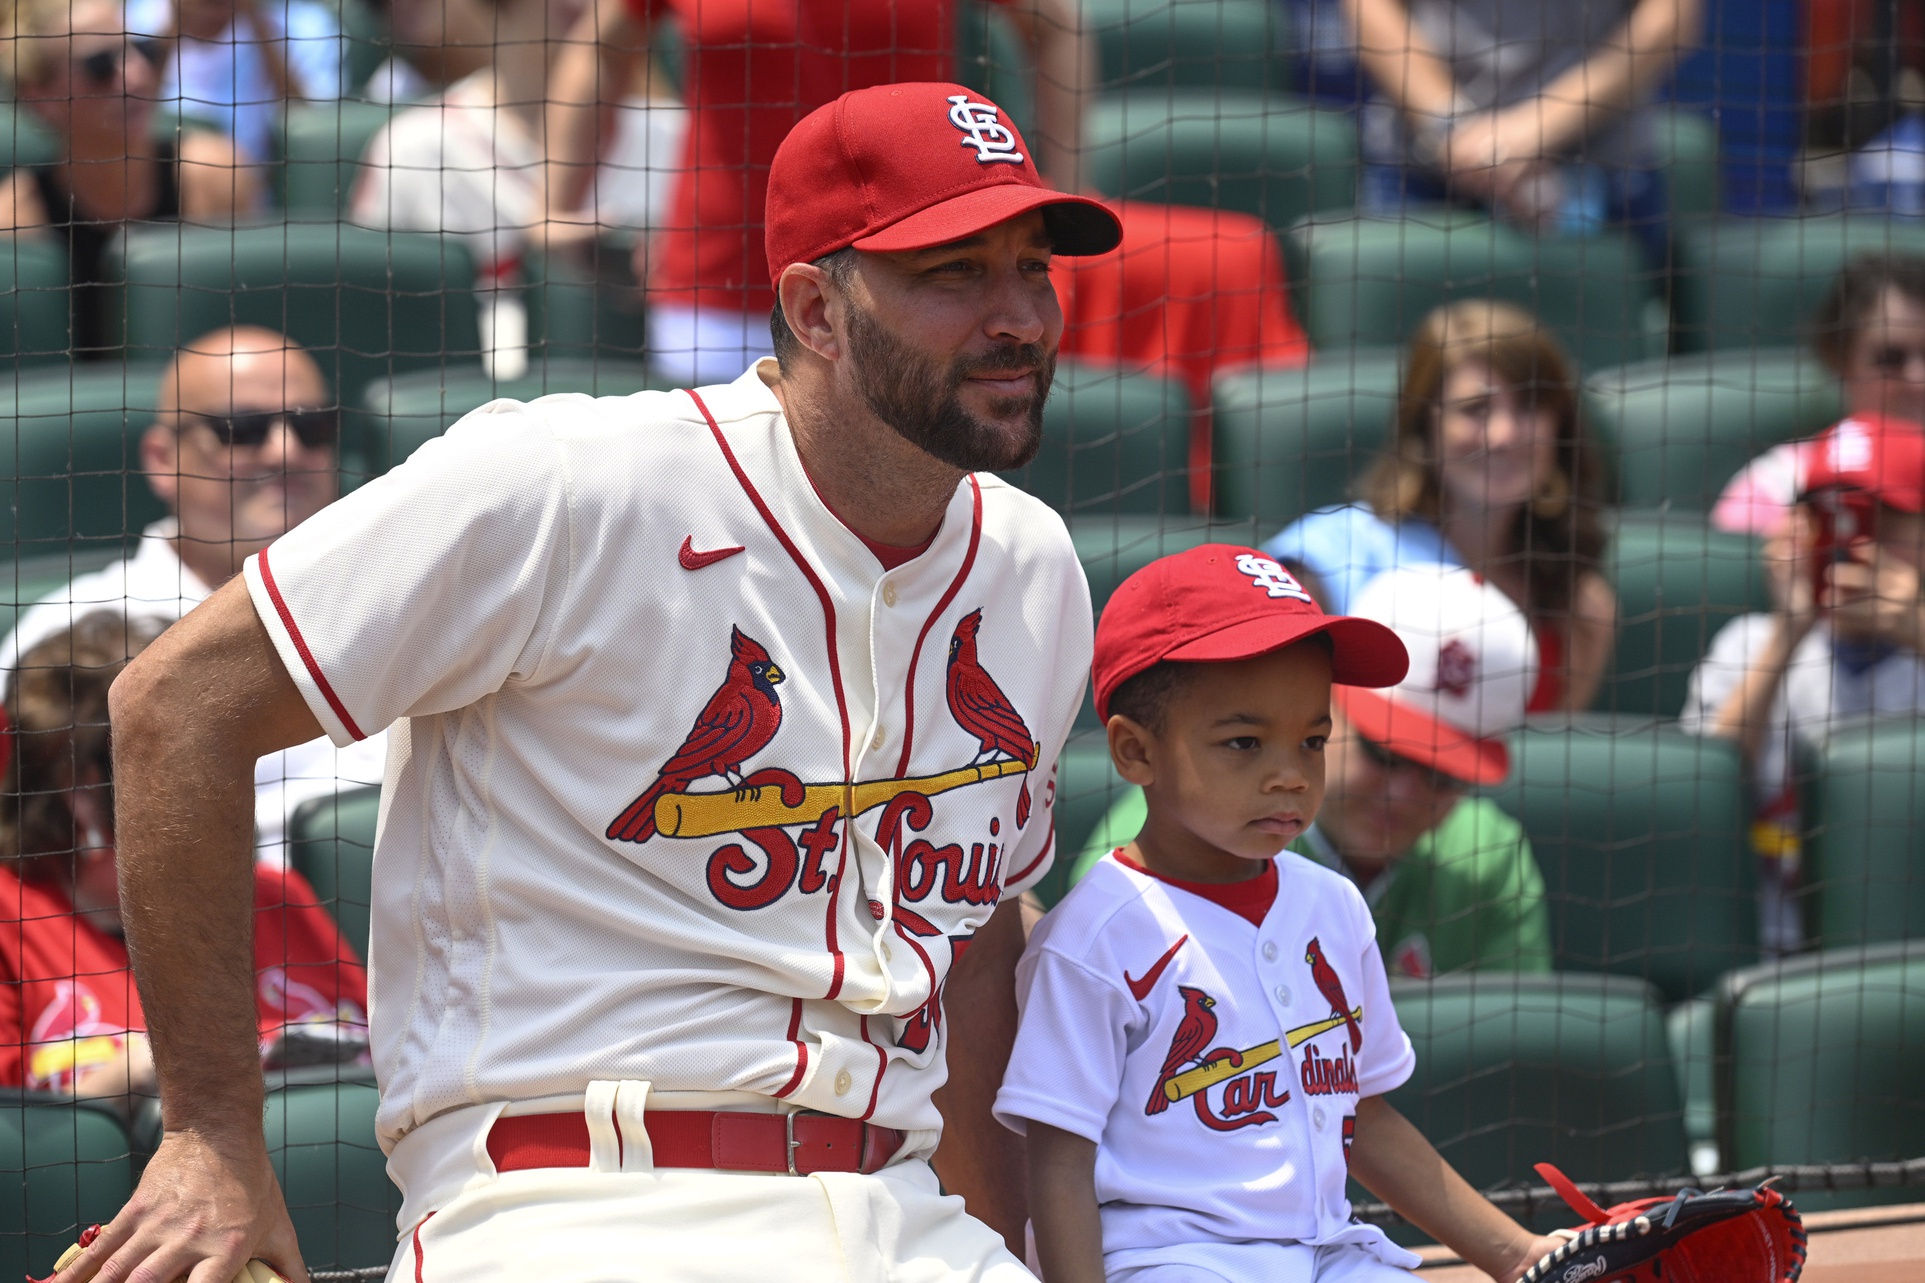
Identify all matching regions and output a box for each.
[1287,216,1664,373]
[1804,716,1925,951]
[1070,514,1263,615]
[290,785,383,964]
[956,0,1034,135]
[346,359,666,483]
[0,364,171,557]
[1081,0,1288,96]
[336,0,391,97]
[522,238,651,367]
[1483,717,1758,1003]
[1030,733,1127,909]
[1085,91,1357,234]
[275,100,397,215]
[0,238,72,369]
[264,1074,401,1272]
[0,1092,135,1283]
[1716,942,1925,1210]
[1385,974,1687,1191]
[999,360,1192,517]
[0,99,59,173]
[1585,350,1842,510]
[1209,349,1402,527]
[109,224,482,407]
[1675,215,1925,353]
[1593,510,1771,720]
[0,547,122,642]
[1664,996,1718,1173]
[1657,110,1719,227]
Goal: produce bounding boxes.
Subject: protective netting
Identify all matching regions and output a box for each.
[0,0,1921,1277]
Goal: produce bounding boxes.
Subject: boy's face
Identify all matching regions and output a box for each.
[1112,643,1333,883]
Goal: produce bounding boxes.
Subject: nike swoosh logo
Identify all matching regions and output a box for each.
[679,536,745,571]
[1124,934,1189,1001]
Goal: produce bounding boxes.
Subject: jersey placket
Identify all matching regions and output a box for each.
[1254,898,1345,1229]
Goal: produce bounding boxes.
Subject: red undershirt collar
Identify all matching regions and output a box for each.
[1114,850,1278,928]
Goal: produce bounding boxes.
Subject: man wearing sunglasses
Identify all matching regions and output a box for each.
[1075,563,1551,980]
[1,326,386,864]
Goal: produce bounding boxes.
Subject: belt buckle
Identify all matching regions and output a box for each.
[785,1111,801,1177]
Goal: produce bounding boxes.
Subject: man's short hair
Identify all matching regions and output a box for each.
[770,248,858,372]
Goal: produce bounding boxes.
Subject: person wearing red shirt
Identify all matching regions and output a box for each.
[0,613,366,1103]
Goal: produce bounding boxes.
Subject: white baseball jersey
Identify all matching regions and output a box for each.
[995,853,1417,1269]
[243,361,1090,1154]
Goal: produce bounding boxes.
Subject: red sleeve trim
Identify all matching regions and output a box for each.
[257,546,367,742]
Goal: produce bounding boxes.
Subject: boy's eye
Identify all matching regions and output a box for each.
[1222,735,1259,752]
[1305,735,1328,752]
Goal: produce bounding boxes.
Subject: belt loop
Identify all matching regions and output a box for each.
[784,1111,800,1177]
[583,1081,623,1172]
[613,1081,654,1172]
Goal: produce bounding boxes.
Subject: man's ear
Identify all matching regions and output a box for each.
[139,421,181,511]
[1107,713,1157,788]
[776,263,845,364]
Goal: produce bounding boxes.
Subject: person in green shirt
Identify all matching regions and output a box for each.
[1070,563,1552,979]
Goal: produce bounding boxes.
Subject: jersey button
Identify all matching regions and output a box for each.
[881,941,894,962]
[881,582,899,607]
[1262,942,1278,962]
[834,1069,853,1096]
[1274,984,1291,1005]
[871,727,887,751]
[1313,1107,1326,1131]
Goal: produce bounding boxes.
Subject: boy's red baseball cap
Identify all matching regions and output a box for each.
[1092,545,1409,721]
[1802,412,1925,512]
[764,82,1122,286]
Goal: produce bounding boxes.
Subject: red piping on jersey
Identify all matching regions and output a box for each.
[686,389,854,1001]
[257,546,366,741]
[894,477,983,778]
[1006,816,1055,886]
[774,998,808,1098]
[859,1014,887,1122]
[411,1211,436,1282]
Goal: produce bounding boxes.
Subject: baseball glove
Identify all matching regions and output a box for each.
[1520,1162,1807,1283]
[34,1224,288,1283]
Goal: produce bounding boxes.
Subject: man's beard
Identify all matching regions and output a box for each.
[845,302,1053,473]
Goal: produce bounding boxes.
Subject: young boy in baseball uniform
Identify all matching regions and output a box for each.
[996,546,1565,1283]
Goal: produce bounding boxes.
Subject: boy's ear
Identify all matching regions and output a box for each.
[1107,714,1157,787]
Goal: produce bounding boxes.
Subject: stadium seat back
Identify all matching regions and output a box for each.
[0,239,72,369]
[111,225,481,408]
[0,100,59,173]
[1070,515,1263,615]
[1081,0,1288,95]
[522,240,651,366]
[1209,349,1402,526]
[347,360,666,484]
[1716,943,1925,1203]
[1806,717,1925,950]
[1289,217,1663,373]
[0,365,170,556]
[276,100,397,215]
[1593,511,1771,719]
[1483,718,1758,1002]
[1675,215,1925,352]
[1585,351,1842,509]
[1657,110,1720,227]
[0,1092,135,1283]
[264,1076,400,1272]
[1386,974,1687,1191]
[290,786,383,963]
[1085,91,1357,234]
[956,0,1035,133]
[999,361,1192,517]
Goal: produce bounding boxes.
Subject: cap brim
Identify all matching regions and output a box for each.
[1334,687,1509,787]
[1164,614,1410,688]
[853,184,1123,257]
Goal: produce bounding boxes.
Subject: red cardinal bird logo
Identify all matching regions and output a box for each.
[1146,985,1218,1115]
[1304,937,1363,1052]
[606,626,786,844]
[946,609,1038,827]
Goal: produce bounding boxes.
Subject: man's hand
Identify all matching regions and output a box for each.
[52,1129,308,1283]
[1826,539,1925,651]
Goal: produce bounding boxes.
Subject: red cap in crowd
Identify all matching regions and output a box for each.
[1091,545,1409,722]
[765,82,1122,286]
[1802,412,1925,513]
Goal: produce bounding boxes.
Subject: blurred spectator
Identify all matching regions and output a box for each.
[1265,300,1617,712]
[1684,414,1925,955]
[544,0,1089,385]
[0,327,387,863]
[1073,563,1551,980]
[1344,0,1699,264]
[0,612,367,1103]
[0,0,258,359]
[127,0,346,166]
[1714,253,1925,539]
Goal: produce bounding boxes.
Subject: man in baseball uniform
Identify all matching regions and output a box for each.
[997,546,1564,1283]
[66,82,1120,1283]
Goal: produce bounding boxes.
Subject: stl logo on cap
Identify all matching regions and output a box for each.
[1827,418,1875,474]
[1434,638,1477,700]
[947,93,1025,165]
[1234,553,1313,605]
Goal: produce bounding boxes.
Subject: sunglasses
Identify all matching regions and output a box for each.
[75,38,165,88]
[185,408,339,449]
[1353,733,1465,794]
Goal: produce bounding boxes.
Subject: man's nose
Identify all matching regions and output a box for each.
[983,265,1051,348]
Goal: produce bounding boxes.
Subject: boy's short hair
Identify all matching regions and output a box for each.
[1107,635,1334,734]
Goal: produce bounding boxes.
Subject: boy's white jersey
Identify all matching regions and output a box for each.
[996,852,1417,1264]
[243,362,1090,1153]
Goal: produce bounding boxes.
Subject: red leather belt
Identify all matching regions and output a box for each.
[487,1109,905,1177]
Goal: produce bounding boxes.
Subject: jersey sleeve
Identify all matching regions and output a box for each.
[245,404,574,746]
[994,940,1136,1142]
[1351,892,1415,1098]
[998,673,1088,900]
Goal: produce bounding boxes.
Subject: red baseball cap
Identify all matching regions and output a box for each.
[1092,545,1408,722]
[765,82,1122,287]
[1801,412,1925,513]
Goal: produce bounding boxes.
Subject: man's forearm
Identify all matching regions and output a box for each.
[1013,0,1091,190]
[1524,0,1700,156]
[1344,0,1462,124]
